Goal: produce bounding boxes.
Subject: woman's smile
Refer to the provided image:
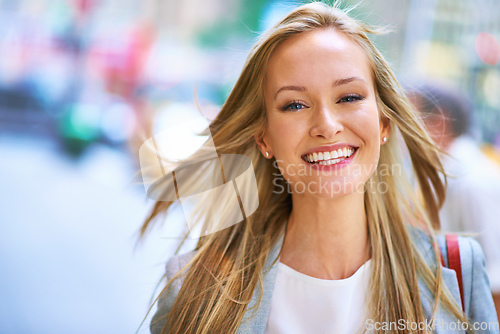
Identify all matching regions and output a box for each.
[301,145,358,170]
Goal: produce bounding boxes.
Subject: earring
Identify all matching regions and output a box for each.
[266,152,270,158]
[382,137,387,142]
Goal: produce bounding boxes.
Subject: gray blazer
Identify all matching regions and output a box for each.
[151,230,499,334]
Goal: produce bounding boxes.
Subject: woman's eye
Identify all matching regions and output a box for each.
[281,101,307,111]
[338,94,364,103]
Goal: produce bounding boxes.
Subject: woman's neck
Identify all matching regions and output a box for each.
[280,191,370,280]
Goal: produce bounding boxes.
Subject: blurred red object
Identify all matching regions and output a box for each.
[475,32,500,66]
[73,0,97,17]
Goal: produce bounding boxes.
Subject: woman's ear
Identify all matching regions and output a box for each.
[254,131,273,159]
[380,117,391,145]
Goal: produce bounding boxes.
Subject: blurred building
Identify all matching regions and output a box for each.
[401,0,500,142]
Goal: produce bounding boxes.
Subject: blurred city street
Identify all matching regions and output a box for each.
[0,134,176,333]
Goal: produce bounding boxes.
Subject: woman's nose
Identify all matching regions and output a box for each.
[309,105,344,139]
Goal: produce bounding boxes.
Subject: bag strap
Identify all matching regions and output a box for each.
[440,234,465,311]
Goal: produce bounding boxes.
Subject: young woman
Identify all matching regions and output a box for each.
[143,3,498,333]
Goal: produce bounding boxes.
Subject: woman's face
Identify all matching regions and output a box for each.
[258,28,389,198]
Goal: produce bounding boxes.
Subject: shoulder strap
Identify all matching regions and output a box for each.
[444,234,465,311]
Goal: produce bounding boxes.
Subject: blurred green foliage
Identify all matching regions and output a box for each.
[197,0,271,48]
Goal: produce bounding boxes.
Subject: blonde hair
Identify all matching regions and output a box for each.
[142,2,471,333]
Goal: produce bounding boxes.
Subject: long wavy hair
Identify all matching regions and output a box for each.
[142,2,470,333]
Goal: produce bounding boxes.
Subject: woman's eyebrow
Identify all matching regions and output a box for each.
[274,77,368,100]
[274,86,306,100]
[333,76,368,87]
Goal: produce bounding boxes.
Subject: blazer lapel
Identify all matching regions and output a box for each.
[237,232,285,334]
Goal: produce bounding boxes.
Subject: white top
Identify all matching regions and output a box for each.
[265,259,372,334]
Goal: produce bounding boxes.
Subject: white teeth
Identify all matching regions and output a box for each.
[319,158,341,165]
[304,147,356,164]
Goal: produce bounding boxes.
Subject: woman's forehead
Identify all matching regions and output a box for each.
[265,29,374,93]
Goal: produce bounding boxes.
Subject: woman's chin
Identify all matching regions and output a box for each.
[288,179,367,199]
